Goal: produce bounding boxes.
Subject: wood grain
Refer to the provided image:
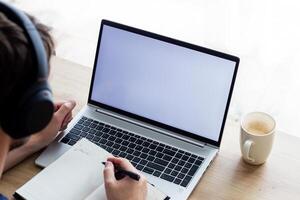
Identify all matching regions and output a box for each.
[1,56,299,200]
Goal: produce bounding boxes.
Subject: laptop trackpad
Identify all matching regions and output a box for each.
[35,142,71,168]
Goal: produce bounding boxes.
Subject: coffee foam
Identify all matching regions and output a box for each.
[244,120,271,135]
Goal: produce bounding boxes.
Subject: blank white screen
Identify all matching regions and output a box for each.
[91,25,236,142]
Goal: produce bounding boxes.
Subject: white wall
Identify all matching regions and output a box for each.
[9,0,300,137]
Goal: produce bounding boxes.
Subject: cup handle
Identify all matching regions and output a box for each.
[243,140,254,162]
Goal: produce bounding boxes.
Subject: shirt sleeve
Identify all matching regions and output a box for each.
[0,194,8,200]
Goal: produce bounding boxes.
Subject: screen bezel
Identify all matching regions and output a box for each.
[88,19,239,147]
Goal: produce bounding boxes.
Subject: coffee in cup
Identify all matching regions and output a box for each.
[240,112,276,165]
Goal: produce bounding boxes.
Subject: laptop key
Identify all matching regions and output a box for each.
[181,167,188,174]
[188,165,199,176]
[143,167,154,174]
[174,178,182,185]
[102,133,109,139]
[178,173,185,179]
[129,143,136,149]
[82,127,90,132]
[112,150,120,156]
[102,128,110,133]
[126,148,134,154]
[163,155,172,161]
[119,152,127,158]
[149,144,157,149]
[146,162,164,172]
[93,136,101,142]
[133,151,141,157]
[154,158,168,166]
[80,132,87,137]
[108,136,116,141]
[161,174,175,182]
[168,163,175,169]
[153,171,161,177]
[90,123,97,128]
[195,159,203,166]
[171,170,178,177]
[95,131,103,137]
[136,165,144,171]
[140,160,147,165]
[149,150,156,156]
[74,124,83,130]
[113,143,120,149]
[136,139,143,145]
[135,146,142,151]
[88,129,96,135]
[120,146,127,151]
[178,160,185,166]
[96,125,103,131]
[100,139,107,144]
[163,149,176,156]
[68,140,76,146]
[107,147,113,153]
[133,157,141,163]
[83,121,91,126]
[115,138,122,143]
[182,155,189,161]
[171,158,179,164]
[122,135,129,140]
[67,134,80,141]
[164,168,172,174]
[70,128,81,135]
[156,152,163,158]
[77,119,84,124]
[148,155,155,161]
[142,148,150,154]
[140,153,147,159]
[126,154,134,160]
[107,141,114,146]
[61,137,70,144]
[143,142,150,147]
[180,176,192,187]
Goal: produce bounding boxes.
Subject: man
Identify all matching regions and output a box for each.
[0,7,146,200]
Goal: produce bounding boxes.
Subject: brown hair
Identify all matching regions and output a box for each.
[0,12,54,106]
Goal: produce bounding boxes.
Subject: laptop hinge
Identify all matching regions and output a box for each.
[95,108,206,148]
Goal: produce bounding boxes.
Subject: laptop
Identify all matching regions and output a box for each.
[36,19,239,200]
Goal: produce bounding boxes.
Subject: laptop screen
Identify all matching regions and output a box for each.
[90,21,238,145]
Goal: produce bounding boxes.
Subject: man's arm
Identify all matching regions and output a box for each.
[0,130,10,179]
[3,141,38,172]
[2,101,75,172]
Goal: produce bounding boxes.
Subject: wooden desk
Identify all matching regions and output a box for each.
[1,57,300,200]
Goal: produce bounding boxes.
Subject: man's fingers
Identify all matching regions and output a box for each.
[107,157,139,173]
[54,101,76,123]
[103,161,116,186]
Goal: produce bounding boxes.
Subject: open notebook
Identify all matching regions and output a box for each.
[14,139,169,200]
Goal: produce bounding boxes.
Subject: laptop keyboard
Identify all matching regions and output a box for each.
[61,116,204,187]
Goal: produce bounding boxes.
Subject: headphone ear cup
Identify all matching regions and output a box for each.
[1,81,54,139]
[22,82,54,135]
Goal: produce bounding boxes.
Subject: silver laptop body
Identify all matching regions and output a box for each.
[36,20,239,200]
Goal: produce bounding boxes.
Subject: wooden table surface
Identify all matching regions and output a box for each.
[1,57,300,200]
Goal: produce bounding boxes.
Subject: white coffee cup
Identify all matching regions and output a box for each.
[240,112,276,165]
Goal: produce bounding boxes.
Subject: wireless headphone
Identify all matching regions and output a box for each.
[0,1,54,139]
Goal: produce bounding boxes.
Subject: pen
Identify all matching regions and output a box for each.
[102,161,140,181]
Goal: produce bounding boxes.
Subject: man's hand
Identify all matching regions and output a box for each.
[104,157,147,200]
[26,100,76,151]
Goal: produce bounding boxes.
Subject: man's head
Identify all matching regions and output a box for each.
[0,4,55,138]
[0,12,54,103]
